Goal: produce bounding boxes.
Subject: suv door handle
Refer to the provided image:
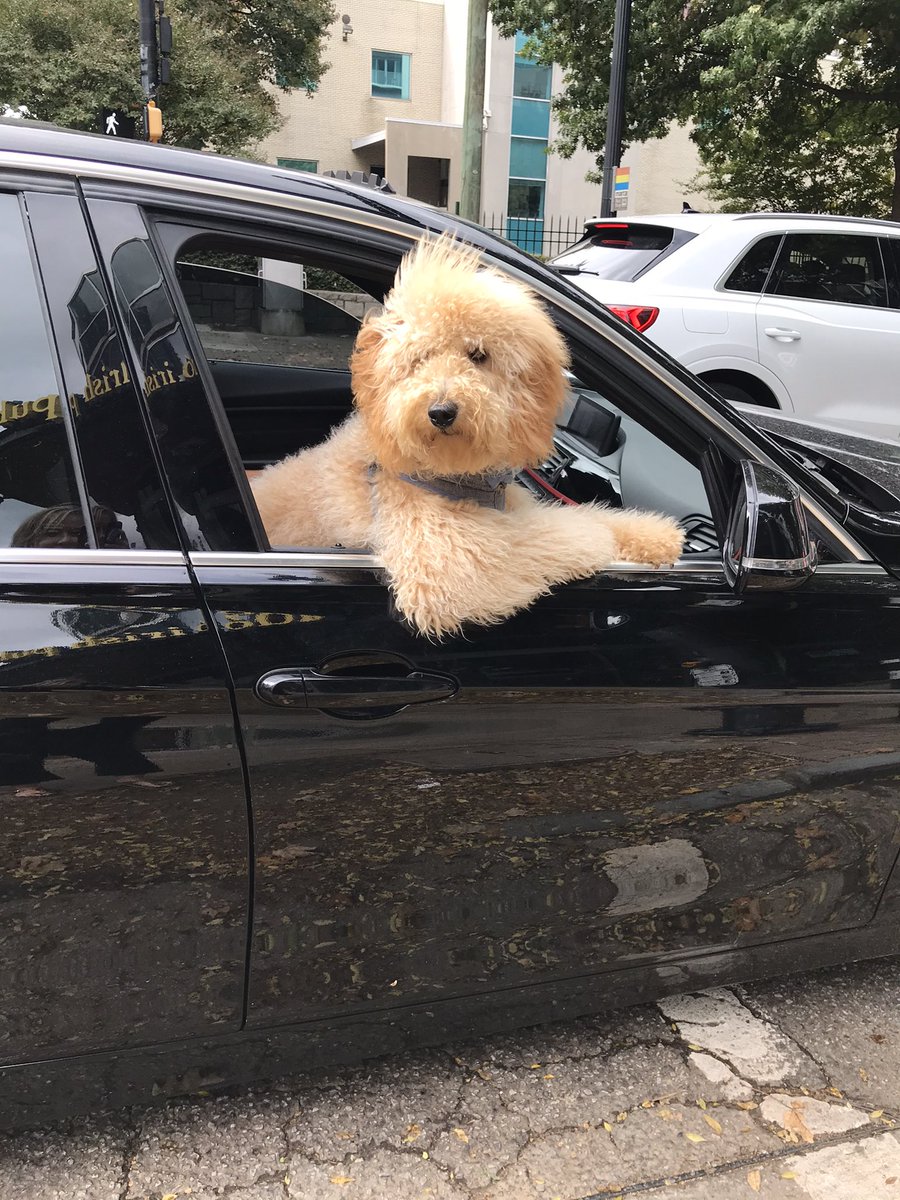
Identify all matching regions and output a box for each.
[764,326,802,342]
[256,666,458,710]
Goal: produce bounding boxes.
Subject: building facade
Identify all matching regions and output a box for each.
[259,0,708,255]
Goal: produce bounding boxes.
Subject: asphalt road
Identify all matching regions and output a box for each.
[2,957,900,1200]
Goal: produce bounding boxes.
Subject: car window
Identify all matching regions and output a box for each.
[883,238,900,310]
[24,191,182,552]
[722,234,782,293]
[176,253,379,371]
[0,192,92,550]
[552,222,686,282]
[766,233,888,307]
[171,241,385,475]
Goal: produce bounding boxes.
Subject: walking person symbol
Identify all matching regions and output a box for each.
[105,111,119,135]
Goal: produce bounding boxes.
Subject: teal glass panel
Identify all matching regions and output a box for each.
[513,58,551,100]
[511,97,550,138]
[372,51,410,99]
[514,30,530,54]
[509,137,548,179]
[507,178,545,219]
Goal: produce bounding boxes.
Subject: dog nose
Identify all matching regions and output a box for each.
[428,401,459,429]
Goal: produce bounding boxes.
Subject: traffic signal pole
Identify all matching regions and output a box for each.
[599,0,632,218]
[138,0,158,109]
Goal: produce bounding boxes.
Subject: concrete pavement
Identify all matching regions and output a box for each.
[2,957,900,1199]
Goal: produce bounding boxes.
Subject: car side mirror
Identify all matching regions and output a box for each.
[723,461,817,592]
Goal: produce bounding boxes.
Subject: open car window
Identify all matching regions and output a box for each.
[169,235,715,557]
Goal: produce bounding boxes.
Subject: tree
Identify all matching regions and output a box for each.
[489,0,900,219]
[0,0,336,155]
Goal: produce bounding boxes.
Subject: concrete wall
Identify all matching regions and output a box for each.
[384,119,462,209]
[259,0,445,176]
[620,123,709,215]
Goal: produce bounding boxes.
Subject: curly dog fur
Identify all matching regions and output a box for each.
[252,237,684,638]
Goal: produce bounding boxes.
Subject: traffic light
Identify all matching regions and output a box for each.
[158,8,172,84]
[146,100,163,143]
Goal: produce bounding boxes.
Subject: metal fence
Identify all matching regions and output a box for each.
[480,213,590,259]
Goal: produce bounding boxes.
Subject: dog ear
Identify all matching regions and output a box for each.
[508,311,572,466]
[350,310,393,414]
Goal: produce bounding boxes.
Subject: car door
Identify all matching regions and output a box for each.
[755,230,900,438]
[106,199,900,1034]
[0,187,250,1066]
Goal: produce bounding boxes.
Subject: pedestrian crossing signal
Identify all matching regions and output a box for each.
[100,109,137,138]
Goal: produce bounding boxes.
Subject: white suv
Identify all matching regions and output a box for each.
[551,213,900,441]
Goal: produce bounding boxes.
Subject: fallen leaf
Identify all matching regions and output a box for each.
[162,1194,178,1200]
[330,1177,353,1187]
[781,1173,797,1180]
[543,1074,555,1081]
[684,1131,705,1143]
[827,1087,843,1098]
[616,1111,628,1122]
[747,1168,761,1192]
[697,1098,707,1110]
[453,1128,469,1143]
[870,1109,884,1119]
[860,1067,870,1081]
[886,1177,897,1185]
[475,1067,492,1081]
[737,1101,758,1110]
[687,1043,703,1052]
[602,1121,613,1133]
[641,1099,654,1109]
[703,1113,723,1135]
[529,1063,542,1069]
[402,1123,422,1143]
[782,1101,814,1145]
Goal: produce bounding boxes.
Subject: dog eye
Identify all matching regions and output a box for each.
[467,346,488,364]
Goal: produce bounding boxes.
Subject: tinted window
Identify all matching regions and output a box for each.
[25,191,180,551]
[723,235,782,293]
[767,233,888,306]
[0,193,88,549]
[883,237,900,309]
[552,223,680,282]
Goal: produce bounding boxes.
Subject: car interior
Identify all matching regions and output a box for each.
[174,246,718,556]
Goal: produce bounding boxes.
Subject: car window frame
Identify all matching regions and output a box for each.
[717,232,784,296]
[127,195,869,573]
[0,183,102,552]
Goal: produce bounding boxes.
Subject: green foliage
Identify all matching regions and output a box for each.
[489,0,900,218]
[0,0,336,155]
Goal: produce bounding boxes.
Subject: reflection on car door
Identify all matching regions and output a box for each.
[191,552,900,1030]
[0,188,250,1066]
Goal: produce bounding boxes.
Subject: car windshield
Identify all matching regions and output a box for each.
[552,222,682,282]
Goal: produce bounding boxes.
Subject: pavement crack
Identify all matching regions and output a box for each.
[116,1111,141,1200]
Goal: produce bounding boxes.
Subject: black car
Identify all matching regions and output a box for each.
[3,120,900,1129]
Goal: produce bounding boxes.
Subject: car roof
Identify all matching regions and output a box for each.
[0,118,632,327]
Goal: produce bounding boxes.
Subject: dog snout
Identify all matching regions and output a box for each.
[428,401,459,429]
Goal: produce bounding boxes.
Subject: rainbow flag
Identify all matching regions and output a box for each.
[614,166,630,192]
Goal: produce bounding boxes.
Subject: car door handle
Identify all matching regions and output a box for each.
[764,326,802,342]
[256,667,458,710]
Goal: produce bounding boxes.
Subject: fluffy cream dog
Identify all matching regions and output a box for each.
[252,237,684,638]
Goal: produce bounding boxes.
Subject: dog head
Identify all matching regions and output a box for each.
[351,236,571,476]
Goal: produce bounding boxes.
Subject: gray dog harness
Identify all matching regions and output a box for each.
[368,465,515,511]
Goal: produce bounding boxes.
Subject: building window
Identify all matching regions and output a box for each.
[372,51,410,100]
[506,31,552,253]
[277,158,318,173]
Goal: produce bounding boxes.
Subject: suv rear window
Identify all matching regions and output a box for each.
[552,222,687,282]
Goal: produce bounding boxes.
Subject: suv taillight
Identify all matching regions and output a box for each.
[608,304,659,333]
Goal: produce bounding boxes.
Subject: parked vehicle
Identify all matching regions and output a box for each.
[4,120,900,1128]
[551,212,900,441]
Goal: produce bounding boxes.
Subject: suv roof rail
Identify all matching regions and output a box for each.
[735,212,900,229]
[321,169,395,194]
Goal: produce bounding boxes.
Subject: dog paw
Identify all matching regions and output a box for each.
[615,512,685,567]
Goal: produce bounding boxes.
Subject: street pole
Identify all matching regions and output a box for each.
[459,0,488,224]
[599,0,632,218]
[138,0,158,136]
